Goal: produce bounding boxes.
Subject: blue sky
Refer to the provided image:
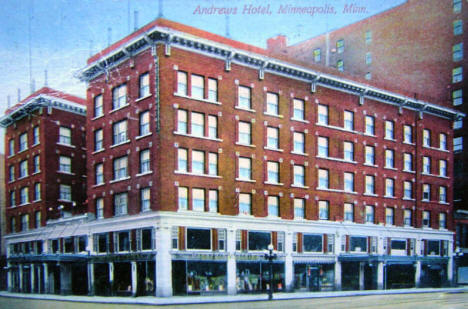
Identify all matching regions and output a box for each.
[0,0,405,114]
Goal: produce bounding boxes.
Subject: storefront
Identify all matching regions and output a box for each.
[385,263,415,289]
[236,261,285,293]
[420,261,447,287]
[293,262,334,291]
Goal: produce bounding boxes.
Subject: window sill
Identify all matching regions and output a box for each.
[362,133,376,138]
[363,193,378,197]
[110,177,131,184]
[173,92,222,105]
[92,183,105,188]
[421,199,431,202]
[33,199,42,203]
[31,143,40,148]
[136,133,152,140]
[316,155,357,164]
[315,123,359,134]
[235,142,256,148]
[17,176,29,181]
[402,197,415,201]
[316,187,344,193]
[110,140,131,148]
[423,145,450,153]
[136,171,153,177]
[92,149,105,155]
[57,199,72,203]
[18,203,31,207]
[290,117,309,124]
[384,166,398,171]
[91,115,105,121]
[291,151,308,156]
[363,163,378,168]
[343,191,358,195]
[57,171,75,176]
[264,181,284,186]
[175,171,221,179]
[235,178,256,183]
[402,169,415,174]
[135,94,152,102]
[56,143,75,149]
[235,106,256,113]
[264,112,283,119]
[110,104,130,113]
[384,137,396,142]
[264,146,283,153]
[439,201,450,205]
[291,184,309,189]
[18,149,29,154]
[402,141,415,146]
[173,132,222,142]
[383,195,396,199]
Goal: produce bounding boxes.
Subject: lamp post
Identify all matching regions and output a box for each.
[264,243,277,300]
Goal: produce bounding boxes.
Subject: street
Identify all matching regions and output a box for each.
[0,292,467,309]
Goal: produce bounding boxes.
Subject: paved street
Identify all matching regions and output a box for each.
[0,291,467,309]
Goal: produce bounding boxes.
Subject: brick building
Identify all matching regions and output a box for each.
[2,18,461,296]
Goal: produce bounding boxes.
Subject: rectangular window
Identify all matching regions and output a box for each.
[94,129,103,151]
[365,145,375,165]
[177,148,188,172]
[404,181,413,199]
[177,110,188,134]
[114,192,128,216]
[454,0,462,12]
[117,231,130,252]
[268,196,279,217]
[238,86,251,109]
[365,205,375,223]
[59,156,71,173]
[403,125,412,143]
[20,187,29,205]
[34,183,41,201]
[318,169,329,189]
[267,161,280,184]
[94,94,103,117]
[267,126,279,149]
[454,20,463,35]
[385,120,394,140]
[191,112,204,137]
[337,60,344,71]
[9,139,14,156]
[423,210,431,227]
[139,73,150,98]
[423,184,431,201]
[113,156,128,180]
[35,211,41,228]
[59,184,71,201]
[344,172,354,192]
[293,98,305,120]
[95,163,104,185]
[19,133,28,151]
[365,30,372,44]
[439,186,447,203]
[192,188,205,211]
[112,120,128,145]
[453,89,463,106]
[386,208,394,225]
[423,129,431,147]
[239,193,251,215]
[208,78,218,101]
[344,203,354,222]
[404,209,412,226]
[294,165,305,186]
[454,136,463,151]
[32,126,40,145]
[9,165,14,181]
[365,52,372,65]
[140,149,150,174]
[365,175,375,194]
[33,155,40,173]
[238,121,251,145]
[208,153,218,176]
[454,119,463,129]
[208,115,218,139]
[218,229,226,251]
[96,198,104,219]
[453,43,463,61]
[141,229,154,251]
[209,190,218,213]
[303,234,323,252]
[139,111,150,136]
[365,115,375,135]
[19,160,28,178]
[365,72,372,80]
[238,157,252,180]
[293,132,305,153]
[319,200,329,220]
[178,187,188,210]
[177,71,188,95]
[248,231,271,251]
[453,67,463,83]
[191,150,205,174]
[344,111,354,130]
[191,74,204,99]
[439,160,447,177]
[337,39,344,53]
[10,191,15,206]
[385,178,395,197]
[266,92,279,115]
[440,133,447,150]
[404,153,413,171]
[344,141,354,161]
[318,136,329,157]
[21,214,29,231]
[313,48,321,62]
[112,84,127,110]
[423,156,431,174]
[439,213,447,229]
[318,104,328,125]
[294,198,305,219]
[385,149,394,168]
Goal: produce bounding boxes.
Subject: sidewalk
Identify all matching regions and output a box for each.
[1,287,467,305]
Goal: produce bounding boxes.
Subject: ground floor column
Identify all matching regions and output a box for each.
[87,262,94,296]
[7,262,12,292]
[447,257,454,285]
[414,261,421,288]
[60,263,72,295]
[109,262,114,296]
[131,261,137,297]
[226,229,237,295]
[30,263,35,293]
[43,263,49,293]
[334,261,341,290]
[18,264,23,292]
[377,262,384,289]
[155,225,172,297]
[284,231,294,292]
[359,262,365,290]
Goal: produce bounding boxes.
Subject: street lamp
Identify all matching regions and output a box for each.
[264,243,277,300]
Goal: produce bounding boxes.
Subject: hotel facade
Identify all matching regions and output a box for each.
[1,19,462,296]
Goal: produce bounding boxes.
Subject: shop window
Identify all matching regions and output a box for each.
[78,235,87,252]
[96,233,108,253]
[350,236,367,252]
[117,231,130,252]
[248,231,271,251]
[187,228,211,250]
[303,234,322,252]
[171,227,179,250]
[218,229,226,251]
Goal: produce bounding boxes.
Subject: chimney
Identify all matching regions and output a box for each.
[266,35,288,53]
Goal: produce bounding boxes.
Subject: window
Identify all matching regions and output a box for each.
[454,0,462,12]
[453,89,463,106]
[385,121,394,139]
[318,169,329,189]
[59,156,71,173]
[248,231,271,251]
[266,92,279,115]
[19,132,28,151]
[385,178,394,197]
[10,191,15,207]
[10,217,15,233]
[177,148,188,172]
[422,156,431,174]
[318,136,329,157]
[112,120,128,145]
[20,187,29,205]
[403,125,412,143]
[191,74,204,99]
[365,52,372,65]
[208,78,218,101]
[187,228,211,250]
[208,115,218,139]
[35,211,41,228]
[365,30,372,44]
[403,153,413,171]
[34,183,41,201]
[454,137,463,151]
[114,192,128,216]
[454,119,463,129]
[267,161,280,184]
[19,160,28,178]
[344,111,354,130]
[95,163,104,185]
[453,43,463,61]
[440,133,447,150]
[139,73,150,98]
[336,39,344,53]
[344,141,354,161]
[112,84,127,109]
[238,121,251,145]
[117,231,130,252]
[8,139,14,156]
[21,214,29,231]
[238,157,252,180]
[139,111,150,136]
[8,165,14,182]
[439,186,447,203]
[319,200,329,220]
[239,193,251,215]
[423,184,431,201]
[32,126,40,145]
[268,196,279,217]
[454,20,463,35]
[208,153,218,176]
[303,234,323,252]
[453,67,463,83]
[365,72,372,80]
[33,155,40,173]
[293,132,305,153]
[291,99,306,121]
[177,71,188,95]
[294,198,305,219]
[386,208,394,225]
[94,129,103,151]
[140,149,150,174]
[365,205,375,223]
[94,94,103,117]
[423,129,431,147]
[337,60,344,71]
[313,48,321,62]
[439,213,447,229]
[404,209,412,226]
[192,150,205,174]
[238,86,251,109]
[422,211,431,227]
[318,105,328,125]
[178,187,188,210]
[365,115,375,135]
[344,203,354,222]
[113,156,128,180]
[266,127,279,149]
[209,190,218,213]
[344,172,354,192]
[59,184,71,201]
[177,110,188,134]
[439,160,447,177]
[365,146,375,165]
[192,188,205,211]
[365,175,375,194]
[191,112,204,137]
[385,149,394,168]
[294,165,305,186]
[404,181,413,199]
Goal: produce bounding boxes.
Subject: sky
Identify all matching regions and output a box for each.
[0,0,406,150]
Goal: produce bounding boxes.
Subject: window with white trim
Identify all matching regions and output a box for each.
[454,20,463,36]
[209,190,218,213]
[113,156,128,180]
[8,165,14,182]
[19,160,28,178]
[439,160,447,177]
[208,152,218,176]
[140,149,150,174]
[385,120,394,139]
[422,210,431,227]
[95,163,104,185]
[313,48,321,62]
[439,133,447,150]
[344,203,354,222]
[20,187,29,205]
[365,115,375,135]
[178,187,188,210]
[112,120,128,145]
[404,153,413,171]
[365,205,375,223]
[59,184,71,201]
[8,139,14,156]
[386,208,394,225]
[365,175,375,194]
[318,169,329,189]
[422,156,431,174]
[293,132,305,153]
[319,200,329,220]
[208,115,218,139]
[192,188,205,211]
[268,196,279,217]
[59,156,71,173]
[266,126,279,149]
[454,136,463,151]
[94,129,103,151]
[294,198,305,219]
[34,182,41,201]
[267,161,280,184]
[385,149,394,168]
[344,172,354,192]
[365,145,375,165]
[140,187,150,212]
[344,110,354,130]
[404,181,412,199]
[139,111,150,136]
[318,104,328,125]
[191,112,204,137]
[177,71,188,95]
[192,150,205,175]
[191,74,204,99]
[177,110,188,134]
[177,148,188,172]
[423,184,431,201]
[32,126,40,145]
[293,99,305,120]
[208,78,218,101]
[439,213,447,229]
[439,186,447,203]
[10,191,15,207]
[238,121,251,145]
[238,86,251,109]
[318,136,328,157]
[94,94,103,117]
[404,209,412,226]
[293,165,305,186]
[114,192,128,216]
[385,178,394,197]
[403,125,412,143]
[112,84,127,109]
[238,157,252,180]
[423,129,431,147]
[266,92,279,115]
[139,73,150,98]
[239,193,251,215]
[344,141,354,161]
[19,133,28,151]
[33,155,40,173]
